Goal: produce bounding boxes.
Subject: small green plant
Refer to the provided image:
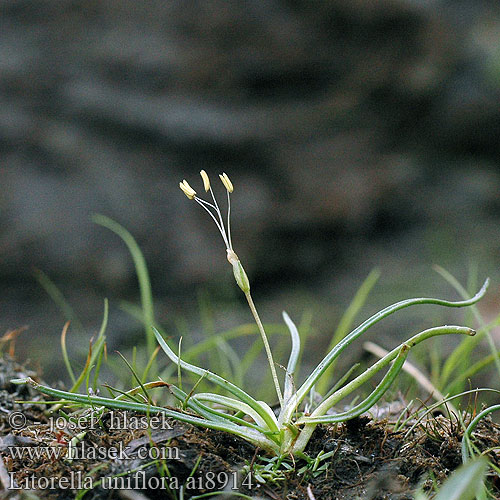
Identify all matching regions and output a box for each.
[241,455,292,485]
[13,172,489,458]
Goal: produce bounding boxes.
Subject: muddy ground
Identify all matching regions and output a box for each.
[0,356,499,500]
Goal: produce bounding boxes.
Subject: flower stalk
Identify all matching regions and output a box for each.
[244,288,284,407]
[180,171,283,407]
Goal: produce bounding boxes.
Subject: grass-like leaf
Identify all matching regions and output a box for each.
[434,266,500,389]
[60,321,76,384]
[433,456,489,500]
[316,268,380,395]
[92,214,156,366]
[292,280,488,414]
[34,268,84,331]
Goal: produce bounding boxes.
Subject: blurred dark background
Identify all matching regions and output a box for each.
[2,0,500,383]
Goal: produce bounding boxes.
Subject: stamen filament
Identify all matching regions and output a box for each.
[194,196,218,212]
[194,198,230,248]
[226,190,233,250]
[209,186,229,249]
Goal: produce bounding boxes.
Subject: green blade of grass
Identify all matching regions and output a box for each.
[445,347,500,395]
[141,346,161,383]
[317,269,380,395]
[239,337,267,389]
[434,456,489,500]
[70,336,106,394]
[72,340,94,392]
[91,299,108,391]
[34,268,84,331]
[214,338,244,388]
[462,404,500,463]
[439,317,500,390]
[92,214,156,367]
[60,321,76,384]
[92,346,106,393]
[434,266,500,388]
[295,310,314,374]
[116,351,151,404]
[197,289,223,379]
[282,311,300,404]
[96,298,109,341]
[322,363,360,401]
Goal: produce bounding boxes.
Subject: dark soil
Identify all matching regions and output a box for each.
[1,357,499,500]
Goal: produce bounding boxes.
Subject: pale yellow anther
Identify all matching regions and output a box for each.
[200,170,210,192]
[179,180,197,200]
[219,173,234,193]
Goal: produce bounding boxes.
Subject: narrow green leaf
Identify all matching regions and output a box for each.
[92,214,156,366]
[317,269,380,394]
[462,404,500,463]
[34,268,83,331]
[60,321,76,384]
[115,351,151,404]
[282,311,301,404]
[434,457,488,500]
[153,326,280,433]
[296,280,488,411]
[301,344,410,424]
[434,266,500,386]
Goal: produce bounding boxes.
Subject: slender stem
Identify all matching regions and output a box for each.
[244,291,284,407]
[434,266,500,386]
[226,191,233,250]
